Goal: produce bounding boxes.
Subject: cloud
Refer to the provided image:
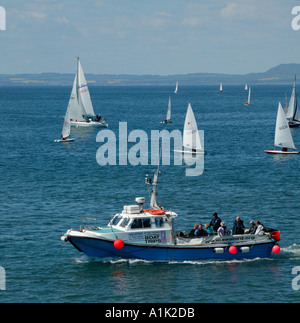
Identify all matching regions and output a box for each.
[221,3,239,18]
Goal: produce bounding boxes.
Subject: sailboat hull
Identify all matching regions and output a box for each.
[54,138,75,143]
[174,150,205,155]
[265,150,299,155]
[161,120,172,124]
[289,121,300,128]
[71,121,108,128]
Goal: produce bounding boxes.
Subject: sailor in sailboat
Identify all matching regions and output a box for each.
[68,57,108,128]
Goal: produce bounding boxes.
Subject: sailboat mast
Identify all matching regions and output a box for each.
[76,57,80,99]
[293,75,299,121]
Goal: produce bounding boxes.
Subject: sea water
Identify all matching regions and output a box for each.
[0,85,299,303]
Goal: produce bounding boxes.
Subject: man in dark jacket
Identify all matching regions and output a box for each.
[209,212,222,233]
[232,216,245,235]
[246,221,257,234]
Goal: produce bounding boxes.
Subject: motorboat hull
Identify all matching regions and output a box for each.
[66,234,276,262]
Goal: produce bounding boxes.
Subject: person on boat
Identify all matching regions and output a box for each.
[195,224,208,238]
[189,224,199,237]
[255,221,265,235]
[217,222,232,236]
[204,223,213,236]
[245,221,257,234]
[209,212,222,233]
[282,147,288,152]
[62,136,66,141]
[232,216,245,235]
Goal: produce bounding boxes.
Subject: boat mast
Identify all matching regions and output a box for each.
[146,142,162,210]
[293,75,299,121]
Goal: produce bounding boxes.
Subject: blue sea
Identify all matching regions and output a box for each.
[0,85,300,303]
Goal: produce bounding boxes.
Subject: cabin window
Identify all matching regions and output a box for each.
[119,218,130,228]
[143,218,151,228]
[130,218,152,229]
[131,219,143,229]
[155,217,164,228]
[110,215,122,226]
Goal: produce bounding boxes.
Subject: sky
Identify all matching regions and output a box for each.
[0,0,300,75]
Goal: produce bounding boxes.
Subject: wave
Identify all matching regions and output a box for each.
[280,244,300,258]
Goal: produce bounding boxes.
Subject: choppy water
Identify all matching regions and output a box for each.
[0,85,300,303]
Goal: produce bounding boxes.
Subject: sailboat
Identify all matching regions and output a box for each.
[174,81,178,94]
[285,76,300,128]
[68,57,108,128]
[174,103,204,154]
[161,96,172,124]
[219,82,223,93]
[244,87,251,106]
[245,84,248,91]
[265,102,299,155]
[54,105,75,143]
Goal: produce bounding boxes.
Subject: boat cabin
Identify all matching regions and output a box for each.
[103,204,177,245]
[109,205,174,231]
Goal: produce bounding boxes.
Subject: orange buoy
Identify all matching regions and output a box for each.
[149,210,165,215]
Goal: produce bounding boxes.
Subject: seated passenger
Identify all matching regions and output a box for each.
[255,221,265,235]
[189,224,199,237]
[245,221,257,234]
[217,222,232,236]
[195,224,208,238]
[204,223,213,236]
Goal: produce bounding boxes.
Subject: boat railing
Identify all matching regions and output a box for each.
[80,215,113,231]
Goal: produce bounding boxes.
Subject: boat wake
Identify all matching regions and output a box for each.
[280,244,300,259]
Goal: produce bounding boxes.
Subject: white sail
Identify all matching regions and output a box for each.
[220,82,223,92]
[166,96,171,121]
[174,82,178,94]
[247,87,251,104]
[62,105,71,139]
[286,78,296,120]
[77,58,95,116]
[183,103,202,151]
[68,74,85,122]
[275,103,296,150]
[245,84,248,90]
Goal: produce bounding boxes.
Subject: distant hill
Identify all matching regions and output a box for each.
[0,64,299,86]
